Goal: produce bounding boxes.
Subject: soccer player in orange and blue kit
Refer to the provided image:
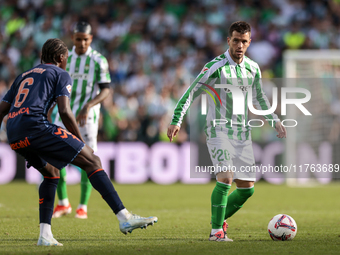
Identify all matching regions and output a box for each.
[0,38,157,246]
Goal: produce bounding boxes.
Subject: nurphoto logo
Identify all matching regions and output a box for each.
[199,82,312,128]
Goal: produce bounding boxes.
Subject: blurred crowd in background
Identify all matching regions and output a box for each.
[1,0,340,145]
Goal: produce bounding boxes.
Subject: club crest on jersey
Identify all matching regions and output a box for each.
[201,67,209,74]
[85,64,90,71]
[66,85,72,93]
[247,70,252,78]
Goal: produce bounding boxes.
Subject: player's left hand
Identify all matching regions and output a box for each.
[275,121,287,138]
[167,124,180,142]
[76,105,89,127]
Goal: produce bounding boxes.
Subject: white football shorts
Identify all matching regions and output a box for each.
[54,106,99,152]
[206,130,256,181]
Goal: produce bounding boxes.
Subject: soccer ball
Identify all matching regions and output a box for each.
[267,214,297,241]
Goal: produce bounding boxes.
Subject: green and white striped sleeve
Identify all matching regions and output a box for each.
[170,64,216,127]
[95,53,111,84]
[252,64,279,125]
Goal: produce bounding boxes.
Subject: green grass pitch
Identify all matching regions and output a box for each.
[0,181,339,255]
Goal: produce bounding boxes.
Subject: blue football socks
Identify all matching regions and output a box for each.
[87,169,125,214]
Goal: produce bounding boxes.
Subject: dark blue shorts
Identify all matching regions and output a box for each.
[9,124,85,170]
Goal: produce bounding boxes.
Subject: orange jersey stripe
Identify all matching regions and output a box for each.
[44,176,60,179]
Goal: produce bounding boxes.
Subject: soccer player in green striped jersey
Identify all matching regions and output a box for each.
[52,22,111,219]
[168,21,287,241]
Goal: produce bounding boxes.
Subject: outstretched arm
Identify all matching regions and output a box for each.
[170,63,218,128]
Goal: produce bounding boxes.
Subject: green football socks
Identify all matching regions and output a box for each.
[211,182,231,229]
[56,168,68,200]
[56,168,93,206]
[225,186,254,219]
[80,169,92,205]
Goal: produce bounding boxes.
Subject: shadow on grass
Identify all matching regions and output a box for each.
[0,239,37,242]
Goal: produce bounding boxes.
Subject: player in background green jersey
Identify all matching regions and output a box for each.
[52,22,111,219]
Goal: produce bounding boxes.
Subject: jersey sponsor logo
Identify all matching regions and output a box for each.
[66,85,72,93]
[238,85,251,92]
[10,137,30,150]
[8,107,30,119]
[246,70,252,79]
[54,127,81,142]
[223,85,251,93]
[70,73,90,80]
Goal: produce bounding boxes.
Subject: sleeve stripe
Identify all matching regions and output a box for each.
[170,59,225,126]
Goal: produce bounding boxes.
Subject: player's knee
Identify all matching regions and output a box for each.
[216,177,232,185]
[84,154,102,172]
[92,154,101,168]
[216,172,233,185]
[39,164,60,178]
[216,177,233,185]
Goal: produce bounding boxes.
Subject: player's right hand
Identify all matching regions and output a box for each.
[275,121,287,139]
[167,125,180,142]
[76,105,89,127]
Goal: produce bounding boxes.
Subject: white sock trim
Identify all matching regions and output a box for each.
[236,185,254,189]
[58,198,69,206]
[39,223,53,240]
[116,208,132,222]
[211,228,223,235]
[77,204,87,212]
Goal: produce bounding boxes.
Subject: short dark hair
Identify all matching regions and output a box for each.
[228,21,251,37]
[41,38,68,65]
[73,21,92,34]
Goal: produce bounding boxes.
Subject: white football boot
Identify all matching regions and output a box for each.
[37,236,63,246]
[119,214,158,234]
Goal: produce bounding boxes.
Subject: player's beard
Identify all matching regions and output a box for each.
[231,48,243,61]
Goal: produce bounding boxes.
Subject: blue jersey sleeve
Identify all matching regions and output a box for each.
[2,79,18,104]
[56,71,72,98]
